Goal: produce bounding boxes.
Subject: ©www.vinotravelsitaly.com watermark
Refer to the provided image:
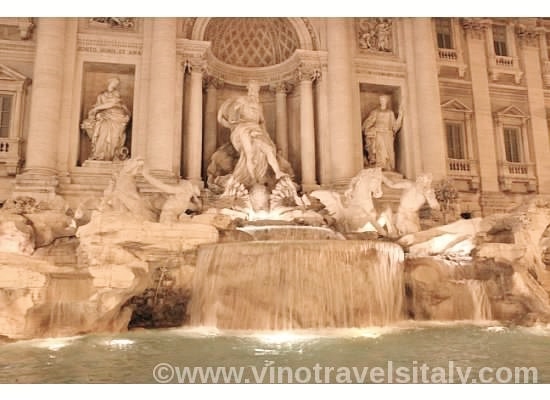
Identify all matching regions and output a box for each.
[152,361,538,384]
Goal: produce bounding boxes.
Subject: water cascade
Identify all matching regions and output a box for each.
[188,229,405,330]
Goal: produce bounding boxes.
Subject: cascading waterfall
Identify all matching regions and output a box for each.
[32,274,94,337]
[464,280,493,321]
[188,236,405,330]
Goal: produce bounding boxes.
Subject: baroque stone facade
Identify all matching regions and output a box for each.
[2,17,550,216]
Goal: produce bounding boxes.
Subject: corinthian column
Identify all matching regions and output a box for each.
[297,66,319,190]
[15,18,67,197]
[23,18,66,175]
[462,18,500,193]
[410,18,447,179]
[326,18,361,185]
[517,23,550,192]
[146,18,177,175]
[272,81,290,159]
[183,57,206,185]
[202,77,221,175]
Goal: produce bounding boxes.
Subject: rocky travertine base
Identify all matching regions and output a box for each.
[404,197,550,325]
[0,210,219,340]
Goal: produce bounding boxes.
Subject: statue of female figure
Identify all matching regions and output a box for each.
[81,77,130,161]
[362,94,403,171]
[217,81,286,188]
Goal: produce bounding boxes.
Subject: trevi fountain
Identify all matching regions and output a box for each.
[1,78,550,383]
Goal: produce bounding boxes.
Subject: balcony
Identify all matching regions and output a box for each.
[446,158,479,191]
[0,137,23,176]
[498,161,536,192]
[437,47,466,78]
[489,55,523,84]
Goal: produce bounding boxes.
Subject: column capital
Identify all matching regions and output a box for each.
[295,63,321,83]
[516,24,543,48]
[461,18,491,40]
[183,53,208,75]
[269,81,294,95]
[203,75,224,91]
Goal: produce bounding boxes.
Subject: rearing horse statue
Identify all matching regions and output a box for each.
[311,167,386,233]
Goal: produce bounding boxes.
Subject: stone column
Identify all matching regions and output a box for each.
[462,18,500,193]
[297,67,318,190]
[15,18,67,197]
[315,61,332,185]
[147,18,177,175]
[411,18,447,179]
[202,77,220,175]
[326,18,361,186]
[183,58,205,185]
[23,18,67,175]
[273,82,290,159]
[517,25,550,193]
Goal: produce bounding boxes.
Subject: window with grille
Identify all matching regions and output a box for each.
[503,126,522,162]
[435,18,453,49]
[445,122,466,159]
[493,25,508,56]
[0,94,12,138]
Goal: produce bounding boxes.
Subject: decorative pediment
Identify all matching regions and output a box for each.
[495,105,529,121]
[0,64,29,82]
[441,98,473,113]
[0,64,30,91]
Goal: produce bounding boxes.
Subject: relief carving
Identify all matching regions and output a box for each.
[357,18,393,53]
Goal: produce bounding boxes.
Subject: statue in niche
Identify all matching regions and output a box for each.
[81,77,131,162]
[358,18,393,52]
[217,81,288,190]
[362,94,403,171]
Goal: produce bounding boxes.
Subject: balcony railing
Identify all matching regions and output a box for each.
[447,158,477,174]
[0,137,23,175]
[438,48,458,61]
[500,161,533,176]
[495,55,514,68]
[498,161,536,192]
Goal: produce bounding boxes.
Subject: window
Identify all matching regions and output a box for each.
[445,122,465,159]
[435,18,453,49]
[493,25,508,56]
[547,33,550,59]
[503,126,522,162]
[0,94,12,138]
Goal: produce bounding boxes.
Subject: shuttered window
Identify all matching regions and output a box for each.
[503,126,522,163]
[0,94,12,138]
[445,122,465,159]
[435,18,453,49]
[493,25,508,56]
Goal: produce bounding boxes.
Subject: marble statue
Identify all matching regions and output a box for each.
[98,158,156,221]
[311,168,386,233]
[141,165,202,223]
[362,94,403,171]
[217,81,287,190]
[81,77,131,162]
[381,173,440,236]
